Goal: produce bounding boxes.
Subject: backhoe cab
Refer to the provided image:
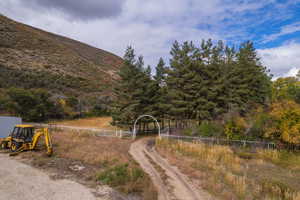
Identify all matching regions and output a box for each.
[0,125,53,156]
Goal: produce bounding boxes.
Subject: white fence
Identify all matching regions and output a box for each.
[31,123,133,138]
[160,134,277,150]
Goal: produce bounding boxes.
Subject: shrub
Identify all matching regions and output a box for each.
[198,121,223,137]
[183,126,195,136]
[249,113,270,139]
[224,117,247,139]
[183,121,223,137]
[97,163,145,193]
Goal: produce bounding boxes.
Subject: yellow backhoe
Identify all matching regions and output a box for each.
[0,125,53,156]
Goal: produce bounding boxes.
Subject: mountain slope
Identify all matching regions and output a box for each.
[0,14,123,98]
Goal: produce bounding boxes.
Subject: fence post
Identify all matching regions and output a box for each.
[119,130,123,138]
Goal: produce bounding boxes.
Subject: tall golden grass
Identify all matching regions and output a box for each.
[156,138,300,200]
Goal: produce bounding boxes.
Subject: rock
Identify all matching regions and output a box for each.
[69,164,85,171]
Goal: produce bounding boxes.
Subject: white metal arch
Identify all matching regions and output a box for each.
[133,115,160,139]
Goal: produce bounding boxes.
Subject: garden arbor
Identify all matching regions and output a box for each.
[133,115,161,139]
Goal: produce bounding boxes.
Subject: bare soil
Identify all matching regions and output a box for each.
[0,153,100,200]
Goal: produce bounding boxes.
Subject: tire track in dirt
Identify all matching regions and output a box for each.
[129,137,212,200]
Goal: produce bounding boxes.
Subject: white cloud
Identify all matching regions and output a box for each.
[0,0,299,77]
[0,0,229,67]
[258,42,300,78]
[21,0,124,20]
[263,22,300,42]
[284,67,299,77]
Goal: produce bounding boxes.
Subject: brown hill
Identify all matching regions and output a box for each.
[0,14,123,99]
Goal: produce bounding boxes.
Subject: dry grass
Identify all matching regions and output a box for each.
[52,130,130,165]
[256,149,300,170]
[156,139,300,200]
[52,117,115,130]
[20,130,157,199]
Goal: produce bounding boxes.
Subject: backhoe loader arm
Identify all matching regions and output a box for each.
[44,128,53,156]
[32,128,53,156]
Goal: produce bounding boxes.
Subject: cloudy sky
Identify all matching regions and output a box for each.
[0,0,300,77]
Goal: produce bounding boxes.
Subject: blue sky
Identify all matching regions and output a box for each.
[0,0,300,77]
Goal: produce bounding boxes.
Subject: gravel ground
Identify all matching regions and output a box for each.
[0,153,102,200]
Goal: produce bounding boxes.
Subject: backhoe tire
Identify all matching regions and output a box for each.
[0,141,8,150]
[11,141,22,152]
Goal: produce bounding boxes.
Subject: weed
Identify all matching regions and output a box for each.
[97,163,145,193]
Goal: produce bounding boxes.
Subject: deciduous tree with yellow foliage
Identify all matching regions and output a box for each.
[265,100,300,144]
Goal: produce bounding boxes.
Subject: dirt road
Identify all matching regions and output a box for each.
[0,153,101,200]
[129,138,212,200]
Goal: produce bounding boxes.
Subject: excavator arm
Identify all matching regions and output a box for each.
[31,128,53,156]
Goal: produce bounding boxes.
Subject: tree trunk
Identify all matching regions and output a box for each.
[143,122,146,133]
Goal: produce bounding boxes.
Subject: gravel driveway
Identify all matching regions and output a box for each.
[0,154,101,200]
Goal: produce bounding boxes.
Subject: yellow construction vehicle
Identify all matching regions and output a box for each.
[0,125,53,156]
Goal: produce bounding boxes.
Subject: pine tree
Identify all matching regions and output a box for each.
[113,40,272,130]
[205,40,227,118]
[166,41,196,126]
[154,58,166,85]
[111,46,143,128]
[188,39,222,122]
[152,58,169,128]
[229,41,271,113]
[112,47,160,131]
[223,45,236,112]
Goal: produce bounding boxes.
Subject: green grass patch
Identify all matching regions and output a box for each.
[97,163,145,193]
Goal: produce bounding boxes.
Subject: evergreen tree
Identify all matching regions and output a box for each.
[154,58,166,85]
[112,47,159,130]
[153,58,169,128]
[223,45,236,112]
[112,40,272,130]
[195,40,225,120]
[112,46,142,128]
[145,65,152,77]
[229,41,271,113]
[166,41,196,125]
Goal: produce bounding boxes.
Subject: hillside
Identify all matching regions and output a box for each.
[0,14,123,98]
